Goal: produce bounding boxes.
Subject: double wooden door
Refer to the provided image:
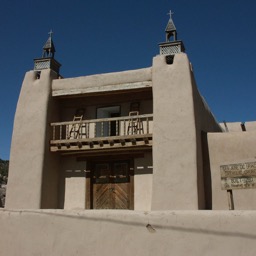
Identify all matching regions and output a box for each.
[92,161,132,209]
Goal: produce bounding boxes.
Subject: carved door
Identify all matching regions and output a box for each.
[92,162,130,209]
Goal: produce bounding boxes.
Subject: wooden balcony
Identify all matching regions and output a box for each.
[50,114,153,153]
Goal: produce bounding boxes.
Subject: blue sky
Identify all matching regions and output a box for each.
[1,0,256,160]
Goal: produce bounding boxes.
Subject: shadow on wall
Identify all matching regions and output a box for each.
[201,131,212,209]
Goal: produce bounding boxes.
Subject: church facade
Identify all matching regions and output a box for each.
[5,14,256,212]
[2,12,256,256]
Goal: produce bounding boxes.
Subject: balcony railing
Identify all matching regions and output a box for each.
[50,114,153,152]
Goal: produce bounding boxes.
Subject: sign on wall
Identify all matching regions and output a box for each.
[220,161,256,190]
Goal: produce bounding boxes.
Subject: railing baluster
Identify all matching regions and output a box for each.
[94,121,96,138]
[146,117,149,134]
[116,120,118,136]
[60,125,62,140]
[53,125,55,140]
[50,114,153,141]
[101,121,104,137]
[66,125,69,139]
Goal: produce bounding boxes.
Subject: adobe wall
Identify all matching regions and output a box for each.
[152,54,198,209]
[59,152,153,210]
[151,53,223,210]
[134,152,153,210]
[0,209,256,256]
[52,67,152,95]
[190,71,223,209]
[6,70,60,209]
[220,121,256,132]
[208,131,256,209]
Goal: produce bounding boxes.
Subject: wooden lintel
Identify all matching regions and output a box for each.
[77,152,146,161]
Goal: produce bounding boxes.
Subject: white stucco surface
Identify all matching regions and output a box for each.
[208,131,256,209]
[52,67,152,96]
[152,54,199,210]
[134,153,153,210]
[6,70,59,209]
[1,209,256,256]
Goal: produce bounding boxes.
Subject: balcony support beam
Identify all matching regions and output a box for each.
[50,135,152,153]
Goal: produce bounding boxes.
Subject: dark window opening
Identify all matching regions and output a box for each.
[36,71,41,79]
[165,55,174,65]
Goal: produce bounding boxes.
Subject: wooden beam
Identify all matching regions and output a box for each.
[50,135,152,152]
[77,141,82,148]
[108,140,114,146]
[131,139,136,145]
[143,137,149,144]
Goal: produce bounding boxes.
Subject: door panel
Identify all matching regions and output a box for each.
[92,161,130,209]
[93,183,112,209]
[113,183,129,209]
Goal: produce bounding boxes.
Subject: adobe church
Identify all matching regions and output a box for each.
[1,12,256,256]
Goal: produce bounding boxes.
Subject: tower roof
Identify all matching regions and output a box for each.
[42,30,56,58]
[165,10,177,42]
[165,10,176,33]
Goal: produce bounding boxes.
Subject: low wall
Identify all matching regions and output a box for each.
[208,131,256,209]
[0,209,256,256]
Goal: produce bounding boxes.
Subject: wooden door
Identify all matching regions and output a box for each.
[92,162,131,209]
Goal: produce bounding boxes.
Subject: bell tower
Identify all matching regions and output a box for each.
[159,10,185,56]
[34,30,61,75]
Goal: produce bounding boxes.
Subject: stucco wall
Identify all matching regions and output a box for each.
[52,67,152,93]
[152,54,199,210]
[190,71,222,209]
[219,121,256,132]
[208,131,256,209]
[59,157,87,210]
[6,70,60,209]
[134,152,153,211]
[59,153,153,210]
[1,209,256,256]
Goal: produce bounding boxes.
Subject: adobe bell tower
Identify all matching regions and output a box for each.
[34,30,61,75]
[6,31,61,209]
[159,10,185,56]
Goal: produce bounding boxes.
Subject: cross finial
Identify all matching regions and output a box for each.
[168,10,174,19]
[48,29,53,38]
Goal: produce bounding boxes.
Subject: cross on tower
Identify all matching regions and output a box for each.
[168,10,174,19]
[48,29,53,38]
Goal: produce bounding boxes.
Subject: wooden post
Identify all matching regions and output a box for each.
[227,189,234,210]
